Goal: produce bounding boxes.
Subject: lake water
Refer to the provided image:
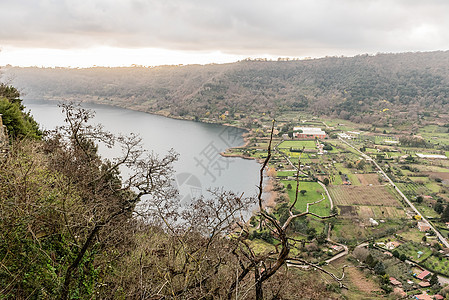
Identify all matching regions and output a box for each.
[23,100,263,212]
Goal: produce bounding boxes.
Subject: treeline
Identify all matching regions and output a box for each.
[5,51,449,126]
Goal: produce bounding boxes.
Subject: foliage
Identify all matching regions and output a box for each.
[0,85,41,139]
[8,51,449,126]
[442,205,449,222]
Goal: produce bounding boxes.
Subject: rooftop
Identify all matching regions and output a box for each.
[293,127,326,135]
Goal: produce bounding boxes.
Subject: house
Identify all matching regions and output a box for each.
[331,245,344,252]
[386,241,400,250]
[418,221,431,232]
[293,127,326,139]
[416,270,431,280]
[418,281,431,288]
[414,294,432,300]
[389,277,402,287]
[434,295,444,300]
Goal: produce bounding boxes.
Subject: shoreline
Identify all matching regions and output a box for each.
[29,97,256,154]
[27,97,277,209]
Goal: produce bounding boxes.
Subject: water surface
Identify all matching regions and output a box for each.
[24,100,263,210]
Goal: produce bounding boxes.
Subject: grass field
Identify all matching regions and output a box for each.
[398,230,427,243]
[334,163,361,186]
[396,242,432,262]
[281,180,331,216]
[278,140,317,148]
[422,255,449,276]
[276,170,298,177]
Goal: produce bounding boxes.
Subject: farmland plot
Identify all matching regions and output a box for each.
[329,185,401,206]
[329,185,406,218]
[356,173,382,186]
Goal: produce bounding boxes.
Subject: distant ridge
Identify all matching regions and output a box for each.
[5,50,449,126]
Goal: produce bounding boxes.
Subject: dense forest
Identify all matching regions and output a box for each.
[5,51,449,127]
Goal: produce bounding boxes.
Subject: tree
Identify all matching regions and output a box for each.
[323,178,330,185]
[365,254,376,268]
[267,166,277,177]
[0,103,180,299]
[416,195,424,203]
[287,183,293,190]
[0,97,41,139]
[435,202,444,214]
[300,189,307,196]
[226,121,340,299]
[374,261,386,275]
[430,272,439,286]
[1,110,343,299]
[442,205,449,222]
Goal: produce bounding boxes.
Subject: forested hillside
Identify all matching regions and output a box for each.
[5,51,449,126]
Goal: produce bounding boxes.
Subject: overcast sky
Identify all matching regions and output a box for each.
[1,0,448,67]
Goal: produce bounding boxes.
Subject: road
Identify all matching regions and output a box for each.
[338,137,449,248]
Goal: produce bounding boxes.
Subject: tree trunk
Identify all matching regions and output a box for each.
[255,280,263,300]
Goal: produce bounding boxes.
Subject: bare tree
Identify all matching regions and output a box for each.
[227,121,339,300]
[47,103,180,299]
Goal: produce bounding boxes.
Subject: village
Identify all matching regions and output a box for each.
[223,114,449,299]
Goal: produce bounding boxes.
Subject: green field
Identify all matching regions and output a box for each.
[422,255,449,276]
[395,242,432,262]
[281,180,331,216]
[278,140,317,150]
[276,170,298,177]
[333,163,361,186]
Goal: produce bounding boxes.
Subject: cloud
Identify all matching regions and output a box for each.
[1,0,449,57]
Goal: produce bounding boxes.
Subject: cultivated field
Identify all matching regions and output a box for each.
[356,173,381,186]
[329,185,401,206]
[338,205,405,218]
[329,185,405,218]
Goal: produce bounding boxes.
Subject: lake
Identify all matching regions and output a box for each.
[23,100,263,213]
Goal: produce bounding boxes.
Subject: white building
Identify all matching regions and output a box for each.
[293,127,326,139]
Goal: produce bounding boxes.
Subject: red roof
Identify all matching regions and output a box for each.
[434,295,444,300]
[418,281,430,287]
[415,294,432,300]
[389,277,402,286]
[417,270,431,280]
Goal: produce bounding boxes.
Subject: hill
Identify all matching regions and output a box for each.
[4,51,449,126]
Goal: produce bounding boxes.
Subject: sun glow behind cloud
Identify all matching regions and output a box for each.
[0,46,254,68]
